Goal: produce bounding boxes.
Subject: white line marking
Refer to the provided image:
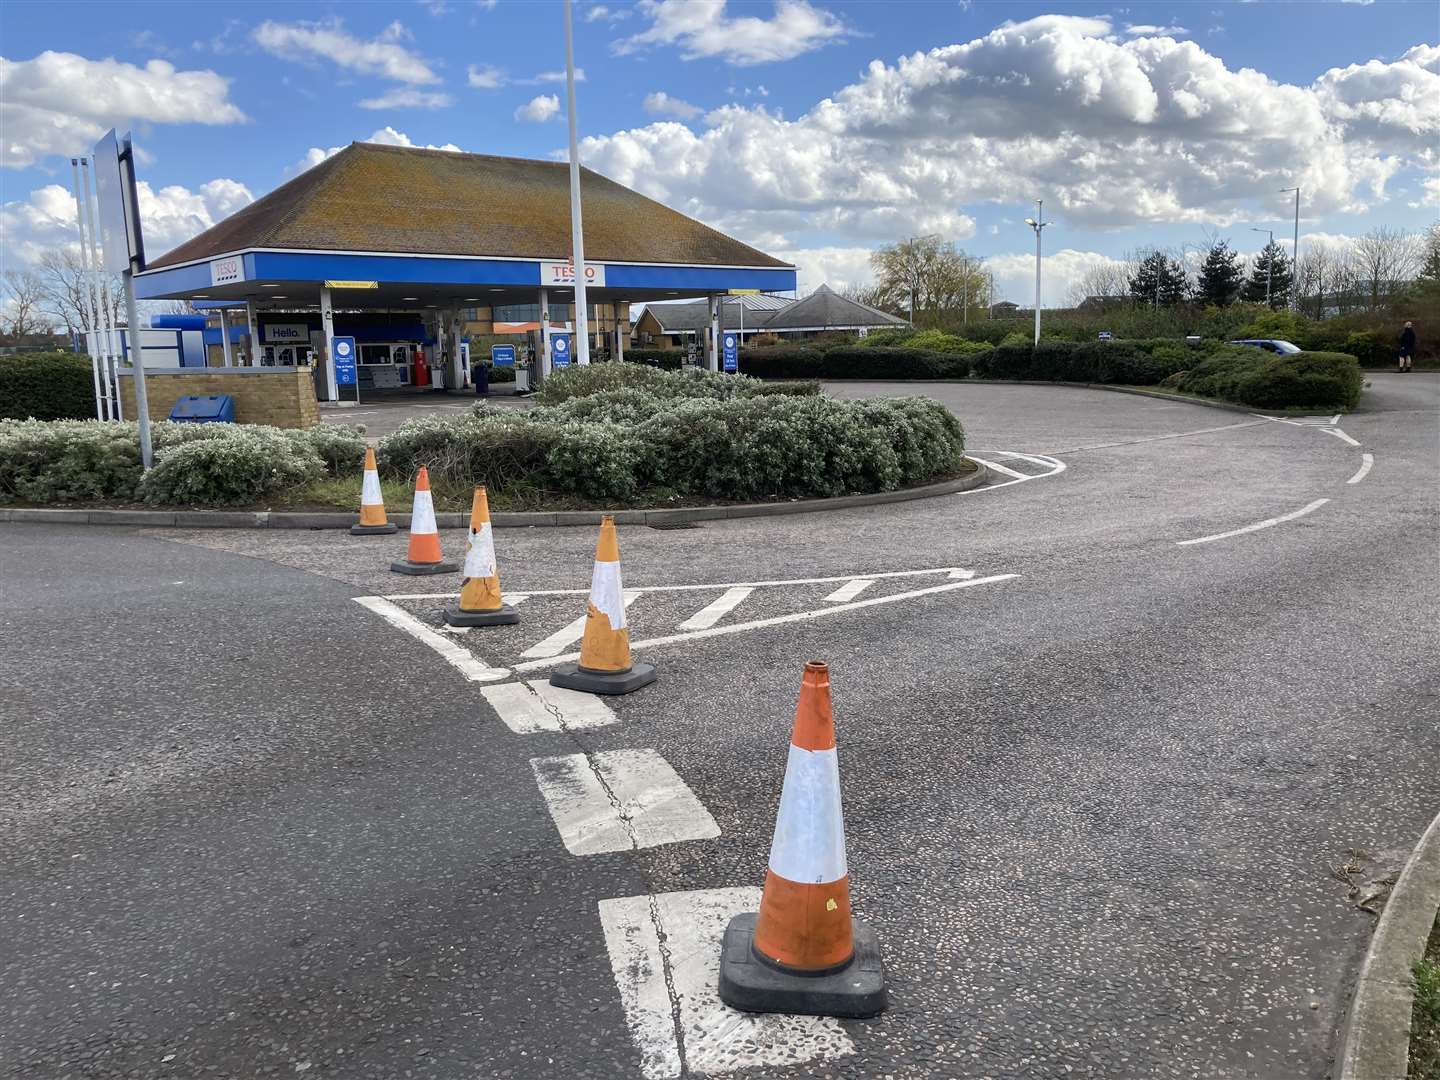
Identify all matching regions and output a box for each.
[1347,453,1374,485]
[513,573,1017,673]
[1057,419,1268,453]
[599,888,854,1079]
[1176,498,1330,547]
[823,578,874,603]
[481,680,618,734]
[530,749,719,856]
[383,565,980,601]
[1322,427,1361,447]
[352,596,510,682]
[676,586,754,630]
[968,455,1030,480]
[520,589,640,658]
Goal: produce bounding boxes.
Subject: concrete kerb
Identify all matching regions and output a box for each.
[2,461,989,531]
[1338,806,1440,1080]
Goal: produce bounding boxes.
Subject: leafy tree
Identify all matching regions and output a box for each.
[1242,242,1294,309]
[1415,223,1440,285]
[869,236,989,323]
[1127,251,1188,307]
[1195,240,1244,307]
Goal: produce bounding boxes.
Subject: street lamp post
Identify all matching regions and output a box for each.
[1024,201,1050,345]
[563,0,590,365]
[1280,186,1300,311]
[1251,227,1275,307]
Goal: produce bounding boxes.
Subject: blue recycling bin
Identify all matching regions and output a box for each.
[168,395,235,423]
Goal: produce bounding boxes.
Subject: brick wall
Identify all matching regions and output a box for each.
[117,367,320,429]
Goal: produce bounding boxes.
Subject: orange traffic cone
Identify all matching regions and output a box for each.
[351,447,398,535]
[389,466,458,576]
[549,515,656,695]
[444,487,519,626]
[718,661,886,1018]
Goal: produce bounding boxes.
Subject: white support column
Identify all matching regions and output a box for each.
[218,308,232,368]
[435,311,447,390]
[706,294,720,372]
[320,286,338,400]
[450,310,465,388]
[246,301,260,367]
[539,287,553,381]
[614,303,625,364]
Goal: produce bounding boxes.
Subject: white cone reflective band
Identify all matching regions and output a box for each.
[589,559,627,631]
[463,521,497,579]
[766,744,848,884]
[361,468,382,507]
[411,488,437,534]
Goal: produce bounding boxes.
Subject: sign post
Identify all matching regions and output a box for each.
[722,332,738,373]
[490,344,516,367]
[551,333,573,368]
[332,336,358,403]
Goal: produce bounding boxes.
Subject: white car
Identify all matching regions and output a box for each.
[1227,338,1303,355]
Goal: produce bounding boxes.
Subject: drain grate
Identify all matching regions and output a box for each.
[648,520,702,531]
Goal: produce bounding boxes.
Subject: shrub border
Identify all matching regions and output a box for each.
[0,459,988,529]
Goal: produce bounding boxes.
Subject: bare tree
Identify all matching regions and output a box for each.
[34,250,123,337]
[1,270,52,337]
[1350,226,1423,310]
[1066,258,1136,308]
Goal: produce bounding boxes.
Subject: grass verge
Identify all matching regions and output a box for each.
[1413,912,1440,1079]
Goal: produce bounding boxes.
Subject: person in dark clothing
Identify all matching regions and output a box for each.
[1399,321,1416,372]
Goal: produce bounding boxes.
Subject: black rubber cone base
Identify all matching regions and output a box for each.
[444,603,520,627]
[549,661,656,696]
[390,559,459,576]
[718,912,887,1019]
[351,522,399,535]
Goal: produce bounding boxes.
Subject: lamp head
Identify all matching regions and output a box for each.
[1024,218,1037,226]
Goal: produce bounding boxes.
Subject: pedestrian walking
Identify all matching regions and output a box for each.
[1398,321,1416,372]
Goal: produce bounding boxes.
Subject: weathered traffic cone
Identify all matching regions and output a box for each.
[444,487,519,626]
[350,447,398,535]
[549,515,656,695]
[389,467,458,575]
[717,661,887,1018]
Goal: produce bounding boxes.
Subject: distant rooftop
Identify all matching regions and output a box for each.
[762,284,906,331]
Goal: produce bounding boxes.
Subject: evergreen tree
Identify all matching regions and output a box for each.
[1195,240,1244,307]
[1418,224,1440,284]
[1242,242,1294,309]
[1127,251,1188,307]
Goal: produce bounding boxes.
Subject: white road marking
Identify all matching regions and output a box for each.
[352,596,510,682]
[520,589,640,658]
[1056,419,1268,454]
[1347,453,1374,485]
[512,573,1018,673]
[676,586,754,630]
[1176,498,1330,547]
[598,887,854,1079]
[481,680,618,734]
[530,749,719,856]
[968,456,1029,480]
[423,595,532,635]
[823,578,874,603]
[383,565,980,602]
[1322,427,1361,447]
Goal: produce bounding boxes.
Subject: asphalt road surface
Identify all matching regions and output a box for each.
[3,375,1437,1080]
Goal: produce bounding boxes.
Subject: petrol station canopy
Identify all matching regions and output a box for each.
[135,142,796,307]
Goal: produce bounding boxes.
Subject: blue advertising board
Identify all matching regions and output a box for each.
[551,334,572,368]
[332,336,357,385]
[722,332,738,373]
[491,344,516,367]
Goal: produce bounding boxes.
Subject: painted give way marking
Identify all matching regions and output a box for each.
[1177,498,1330,547]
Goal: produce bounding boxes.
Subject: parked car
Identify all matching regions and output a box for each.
[1227,338,1302,354]
[1097,331,1113,341]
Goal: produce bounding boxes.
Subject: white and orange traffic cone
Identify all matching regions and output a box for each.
[389,466,458,576]
[549,515,655,695]
[718,661,886,1018]
[444,487,519,626]
[351,447,398,535]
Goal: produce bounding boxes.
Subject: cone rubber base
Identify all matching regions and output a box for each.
[718,912,887,1019]
[351,523,398,535]
[549,661,656,696]
[390,559,459,576]
[444,603,520,627]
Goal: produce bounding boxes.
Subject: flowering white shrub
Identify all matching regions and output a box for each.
[140,428,324,506]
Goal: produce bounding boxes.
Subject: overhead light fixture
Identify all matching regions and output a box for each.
[489,288,504,292]
[271,295,288,299]
[464,297,481,301]
[260,283,281,288]
[401,296,420,301]
[193,294,209,298]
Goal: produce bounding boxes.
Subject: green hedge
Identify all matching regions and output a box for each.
[0,351,96,421]
[1176,350,1363,410]
[740,344,975,380]
[624,349,684,369]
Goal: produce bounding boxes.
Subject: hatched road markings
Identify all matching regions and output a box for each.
[965,449,1066,488]
[530,749,720,856]
[823,578,874,603]
[599,888,854,1078]
[351,596,508,682]
[520,589,640,658]
[481,679,617,734]
[676,586,754,630]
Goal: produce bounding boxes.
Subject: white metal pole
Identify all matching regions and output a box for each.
[82,159,120,419]
[563,0,591,366]
[539,287,552,381]
[319,286,337,399]
[122,269,153,468]
[1291,188,1300,312]
[615,304,625,363]
[246,300,260,366]
[70,158,104,420]
[219,308,232,367]
[1033,200,1044,346]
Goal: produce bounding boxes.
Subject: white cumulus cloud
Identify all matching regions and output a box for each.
[358,88,454,110]
[643,91,703,119]
[0,51,246,169]
[294,126,462,173]
[618,0,852,66]
[253,19,439,84]
[515,94,561,123]
[467,63,505,88]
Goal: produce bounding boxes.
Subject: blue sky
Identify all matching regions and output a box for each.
[2,0,1436,304]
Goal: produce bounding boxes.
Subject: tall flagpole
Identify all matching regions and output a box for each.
[563,0,591,366]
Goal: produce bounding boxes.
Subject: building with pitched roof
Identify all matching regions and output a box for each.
[135,142,795,396]
[633,294,794,348]
[759,285,907,337]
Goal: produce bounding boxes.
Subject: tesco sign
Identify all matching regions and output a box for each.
[209,256,244,286]
[543,261,606,288]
